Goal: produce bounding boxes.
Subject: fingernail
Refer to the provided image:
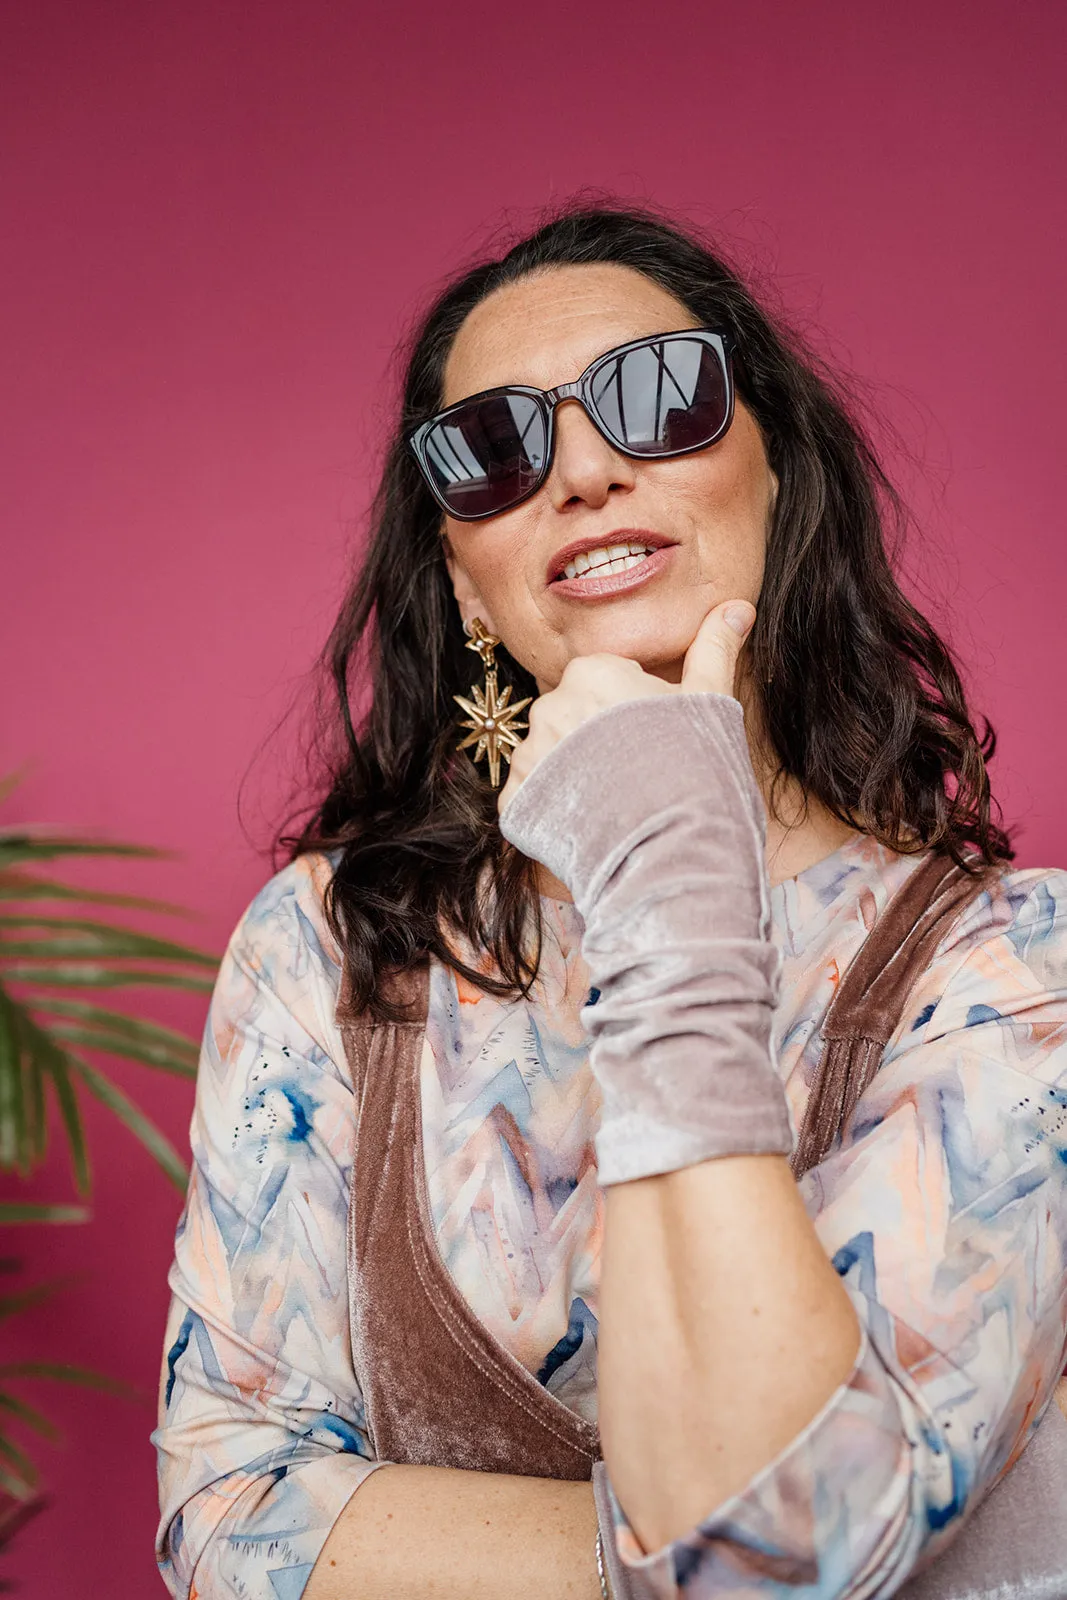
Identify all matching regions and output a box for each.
[724,602,756,636]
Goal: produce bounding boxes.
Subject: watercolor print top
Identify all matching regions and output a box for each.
[153,835,1067,1599]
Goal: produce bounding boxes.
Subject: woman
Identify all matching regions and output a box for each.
[153,203,1067,1600]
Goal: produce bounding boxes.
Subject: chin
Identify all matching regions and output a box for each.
[571,615,692,671]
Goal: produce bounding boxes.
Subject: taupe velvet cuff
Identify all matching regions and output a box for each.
[499,693,792,1185]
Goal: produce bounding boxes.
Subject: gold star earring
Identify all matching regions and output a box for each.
[453,618,532,788]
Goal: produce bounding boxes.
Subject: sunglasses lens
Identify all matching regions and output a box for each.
[590,336,729,455]
[421,393,548,518]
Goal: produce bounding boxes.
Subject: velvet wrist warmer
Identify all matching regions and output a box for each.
[499,693,792,1185]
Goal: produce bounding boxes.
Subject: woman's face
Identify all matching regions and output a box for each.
[440,263,778,691]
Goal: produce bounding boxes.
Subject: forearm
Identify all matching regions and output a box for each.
[499,694,858,1563]
[599,1153,861,1553]
[304,1463,602,1600]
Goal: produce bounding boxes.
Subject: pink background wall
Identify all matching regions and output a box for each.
[1,1,1064,1593]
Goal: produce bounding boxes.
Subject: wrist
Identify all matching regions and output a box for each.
[501,694,791,1184]
[500,693,762,917]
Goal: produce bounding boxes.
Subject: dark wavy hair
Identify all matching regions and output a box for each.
[281,199,1011,1020]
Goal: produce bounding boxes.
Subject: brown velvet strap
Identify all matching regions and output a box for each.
[338,959,601,1479]
[790,851,996,1183]
[335,961,429,1096]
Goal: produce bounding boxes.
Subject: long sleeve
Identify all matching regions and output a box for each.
[600,871,1067,1596]
[499,692,793,1184]
[502,695,1067,1597]
[153,854,386,1600]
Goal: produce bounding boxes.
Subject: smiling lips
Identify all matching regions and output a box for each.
[560,538,657,580]
[547,530,677,599]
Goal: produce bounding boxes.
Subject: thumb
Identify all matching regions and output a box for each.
[679,600,756,696]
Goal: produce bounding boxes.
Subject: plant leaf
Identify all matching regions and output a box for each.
[40,1023,197,1078]
[0,989,45,1173]
[0,835,165,869]
[67,1058,187,1190]
[7,1010,90,1196]
[27,1043,46,1165]
[52,1062,87,1192]
[0,1205,88,1224]
[2,965,215,993]
[24,999,199,1072]
[0,772,31,808]
[0,1490,48,1544]
[0,1362,130,1397]
[0,874,193,918]
[0,1432,38,1489]
[0,919,216,966]
[0,1392,59,1441]
[0,1278,70,1322]
[0,991,21,1169]
[26,995,199,1044]
[0,1462,35,1500]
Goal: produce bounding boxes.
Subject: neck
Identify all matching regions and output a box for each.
[760,780,859,887]
[742,676,859,886]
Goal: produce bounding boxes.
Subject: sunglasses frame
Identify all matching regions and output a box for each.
[406,327,736,522]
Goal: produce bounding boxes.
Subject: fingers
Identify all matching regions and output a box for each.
[498,736,534,815]
[496,615,755,817]
[498,689,556,815]
[679,600,756,697]
[497,654,665,815]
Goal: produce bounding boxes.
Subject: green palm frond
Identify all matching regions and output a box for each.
[0,1490,47,1569]
[28,998,199,1076]
[0,778,217,1195]
[68,1058,187,1191]
[0,835,162,870]
[0,1276,76,1322]
[0,914,217,967]
[0,1392,59,1443]
[0,876,192,916]
[1,964,215,992]
[0,1206,89,1224]
[0,1361,130,1394]
[0,780,214,1521]
[0,1269,133,1513]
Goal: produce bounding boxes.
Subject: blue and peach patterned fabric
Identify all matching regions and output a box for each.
[153,834,1067,1598]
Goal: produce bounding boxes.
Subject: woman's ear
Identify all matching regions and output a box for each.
[443,536,500,637]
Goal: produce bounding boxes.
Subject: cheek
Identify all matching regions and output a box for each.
[448,514,538,614]
[676,440,773,545]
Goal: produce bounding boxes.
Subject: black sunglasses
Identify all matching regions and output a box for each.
[407,328,735,522]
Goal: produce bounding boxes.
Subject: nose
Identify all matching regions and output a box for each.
[545,396,636,512]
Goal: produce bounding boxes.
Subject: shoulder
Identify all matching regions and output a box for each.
[208,849,346,1056]
[191,849,358,1210]
[928,860,1067,989]
[896,860,1067,1057]
[227,848,343,980]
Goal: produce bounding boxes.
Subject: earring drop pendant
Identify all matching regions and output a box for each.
[454,618,532,788]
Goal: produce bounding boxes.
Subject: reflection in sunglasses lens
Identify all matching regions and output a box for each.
[592,338,727,455]
[425,394,547,516]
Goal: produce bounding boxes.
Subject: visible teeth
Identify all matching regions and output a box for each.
[561,541,655,581]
